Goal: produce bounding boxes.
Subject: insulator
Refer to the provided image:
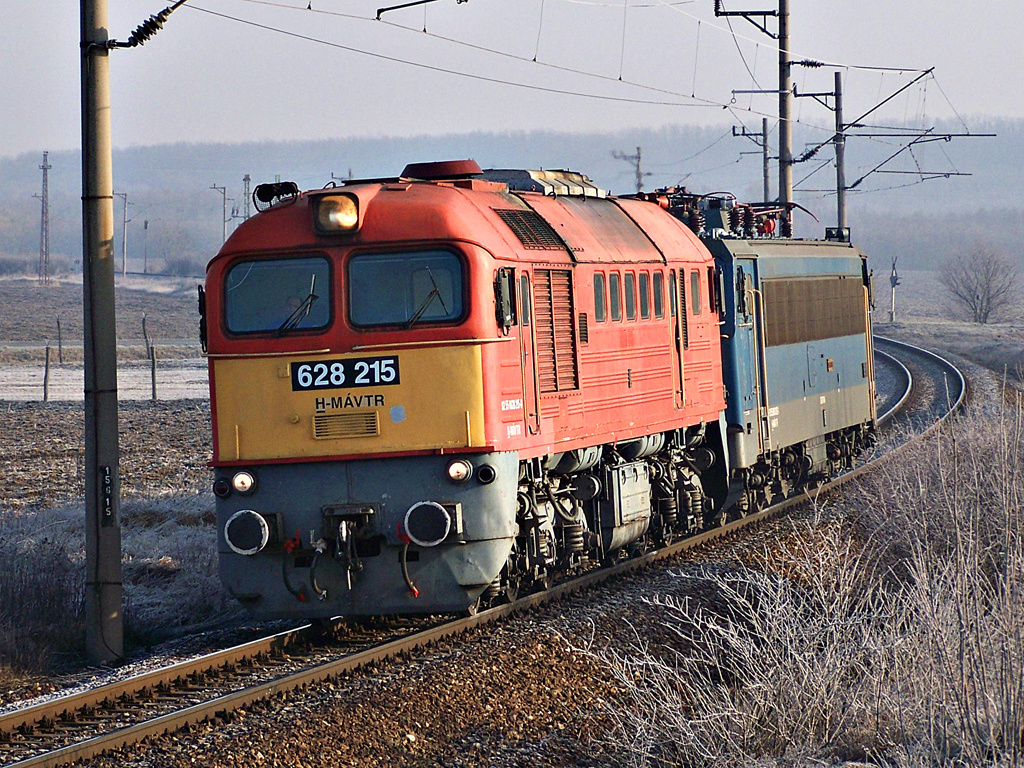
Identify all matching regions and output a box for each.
[127,10,171,47]
[781,216,794,238]
[687,207,704,234]
[562,523,585,554]
[744,206,756,236]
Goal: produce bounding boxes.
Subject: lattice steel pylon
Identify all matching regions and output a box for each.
[34,151,52,285]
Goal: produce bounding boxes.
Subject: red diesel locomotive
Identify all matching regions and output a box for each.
[202,159,732,617]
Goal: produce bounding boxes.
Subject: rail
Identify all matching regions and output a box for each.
[0,338,966,768]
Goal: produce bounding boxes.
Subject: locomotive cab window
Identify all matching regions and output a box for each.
[224,255,331,335]
[690,269,702,315]
[348,250,464,328]
[653,271,664,318]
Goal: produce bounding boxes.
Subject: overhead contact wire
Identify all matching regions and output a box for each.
[533,0,545,61]
[619,0,629,80]
[187,4,711,108]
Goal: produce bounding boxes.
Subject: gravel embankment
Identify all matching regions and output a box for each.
[84,514,832,768]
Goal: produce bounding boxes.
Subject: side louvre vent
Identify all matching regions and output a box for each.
[535,269,579,393]
[493,208,565,250]
[679,274,689,349]
[313,411,380,439]
[578,312,589,345]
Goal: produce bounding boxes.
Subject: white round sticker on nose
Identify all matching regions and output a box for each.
[390,405,406,423]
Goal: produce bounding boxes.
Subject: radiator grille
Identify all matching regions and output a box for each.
[313,411,380,439]
[535,269,579,392]
[493,208,565,250]
[679,271,689,349]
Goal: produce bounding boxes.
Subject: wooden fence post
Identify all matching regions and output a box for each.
[142,312,151,358]
[44,342,50,402]
[150,344,158,401]
[56,315,63,364]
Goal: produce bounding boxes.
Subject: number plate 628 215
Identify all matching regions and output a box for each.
[291,356,400,391]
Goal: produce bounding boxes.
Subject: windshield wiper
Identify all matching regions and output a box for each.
[404,268,449,329]
[276,274,319,335]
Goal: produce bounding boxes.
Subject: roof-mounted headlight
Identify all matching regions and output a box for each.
[313,194,359,233]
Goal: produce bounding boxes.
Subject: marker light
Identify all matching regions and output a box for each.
[446,459,473,483]
[232,471,256,494]
[314,194,359,232]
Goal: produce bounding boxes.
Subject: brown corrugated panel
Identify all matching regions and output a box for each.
[762,276,866,347]
[535,269,579,393]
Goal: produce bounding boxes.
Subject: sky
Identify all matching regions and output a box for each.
[1,0,1020,160]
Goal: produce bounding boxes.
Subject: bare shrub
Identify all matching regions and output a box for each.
[0,509,86,670]
[594,523,901,766]
[854,404,1024,767]
[939,246,1022,324]
[0,256,33,277]
[0,494,241,672]
[594,405,1024,767]
[162,255,204,278]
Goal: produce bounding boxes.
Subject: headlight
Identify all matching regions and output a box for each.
[232,471,256,494]
[313,194,359,232]
[446,459,473,483]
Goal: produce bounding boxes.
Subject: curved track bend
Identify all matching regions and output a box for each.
[0,335,968,768]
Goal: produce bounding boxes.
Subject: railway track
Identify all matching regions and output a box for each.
[0,336,967,768]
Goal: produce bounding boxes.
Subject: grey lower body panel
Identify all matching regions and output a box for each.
[216,452,518,618]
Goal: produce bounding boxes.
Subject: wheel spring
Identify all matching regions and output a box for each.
[483,575,503,600]
[563,523,585,554]
[658,497,678,530]
[688,489,703,521]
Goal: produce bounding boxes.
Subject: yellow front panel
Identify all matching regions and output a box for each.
[213,345,486,461]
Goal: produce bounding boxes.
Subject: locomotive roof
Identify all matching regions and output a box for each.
[224,166,713,268]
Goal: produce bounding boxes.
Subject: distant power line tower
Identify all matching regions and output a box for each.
[33,151,52,285]
[612,146,652,193]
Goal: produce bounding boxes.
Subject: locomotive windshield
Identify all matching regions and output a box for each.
[348,250,464,328]
[223,256,331,334]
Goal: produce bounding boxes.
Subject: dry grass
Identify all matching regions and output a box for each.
[0,400,231,678]
[0,496,241,674]
[594,403,1024,767]
[0,276,201,345]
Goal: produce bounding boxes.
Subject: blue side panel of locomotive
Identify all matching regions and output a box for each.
[704,237,873,470]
